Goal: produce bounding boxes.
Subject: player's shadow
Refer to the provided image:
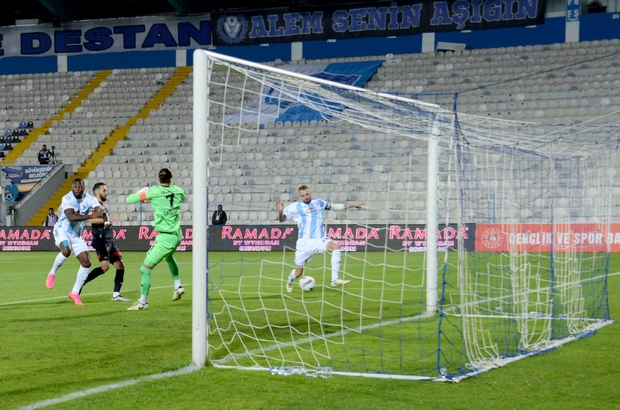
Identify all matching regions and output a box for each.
[5,306,127,323]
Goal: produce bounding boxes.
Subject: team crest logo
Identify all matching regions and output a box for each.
[216,14,249,45]
[481,227,503,249]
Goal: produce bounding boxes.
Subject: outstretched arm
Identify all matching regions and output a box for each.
[90,215,112,227]
[126,187,149,204]
[275,199,286,222]
[65,206,106,222]
[331,202,364,211]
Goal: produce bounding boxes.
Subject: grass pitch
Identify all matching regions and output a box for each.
[1,251,619,409]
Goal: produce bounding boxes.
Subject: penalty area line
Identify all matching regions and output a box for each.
[15,364,203,410]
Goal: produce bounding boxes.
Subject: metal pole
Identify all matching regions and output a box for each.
[192,49,209,367]
[426,116,440,313]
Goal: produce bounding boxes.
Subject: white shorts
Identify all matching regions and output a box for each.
[54,228,88,256]
[294,238,330,267]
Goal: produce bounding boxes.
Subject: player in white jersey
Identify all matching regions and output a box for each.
[275,185,363,293]
[45,178,107,305]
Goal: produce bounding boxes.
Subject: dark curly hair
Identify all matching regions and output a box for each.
[159,168,172,184]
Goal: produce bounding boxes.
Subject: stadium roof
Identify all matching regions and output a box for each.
[0,0,367,28]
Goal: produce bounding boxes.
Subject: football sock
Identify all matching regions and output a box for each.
[139,265,152,298]
[331,250,342,282]
[139,295,148,304]
[114,269,125,293]
[165,256,180,281]
[174,279,182,289]
[288,270,297,282]
[84,267,105,285]
[72,266,91,294]
[79,266,104,294]
[50,252,67,275]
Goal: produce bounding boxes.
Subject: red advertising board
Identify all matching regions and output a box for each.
[0,224,471,252]
[0,226,194,252]
[10,223,620,254]
[475,223,620,253]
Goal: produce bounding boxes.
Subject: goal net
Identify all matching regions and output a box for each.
[191,50,615,381]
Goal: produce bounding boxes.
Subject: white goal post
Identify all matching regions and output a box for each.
[192,49,209,367]
[191,49,444,366]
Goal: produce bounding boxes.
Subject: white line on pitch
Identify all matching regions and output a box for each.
[0,285,178,306]
[14,364,203,410]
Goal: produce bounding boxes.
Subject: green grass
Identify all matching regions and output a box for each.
[1,251,619,409]
[208,251,444,375]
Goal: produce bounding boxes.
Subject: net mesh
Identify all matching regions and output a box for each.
[197,51,615,381]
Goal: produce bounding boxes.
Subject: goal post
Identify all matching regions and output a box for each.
[425,118,442,313]
[191,49,445,367]
[192,49,615,380]
[192,49,209,367]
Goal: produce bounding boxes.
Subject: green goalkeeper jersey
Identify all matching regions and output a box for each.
[127,184,186,232]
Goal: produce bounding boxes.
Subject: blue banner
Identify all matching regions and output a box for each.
[223,61,382,126]
[0,16,210,58]
[212,0,547,46]
[2,165,53,203]
[567,0,580,22]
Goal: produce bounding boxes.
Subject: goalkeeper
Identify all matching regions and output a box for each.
[275,185,363,293]
[125,168,186,311]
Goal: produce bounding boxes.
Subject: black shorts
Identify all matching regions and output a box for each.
[92,237,122,263]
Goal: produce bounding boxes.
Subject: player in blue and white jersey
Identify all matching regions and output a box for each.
[45,178,107,305]
[275,185,363,293]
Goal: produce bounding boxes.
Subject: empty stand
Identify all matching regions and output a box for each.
[4,42,620,226]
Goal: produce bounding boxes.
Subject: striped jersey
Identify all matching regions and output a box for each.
[283,198,330,239]
[54,192,101,237]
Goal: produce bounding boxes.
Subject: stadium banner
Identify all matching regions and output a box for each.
[475,223,620,253]
[0,16,210,58]
[210,223,472,252]
[566,0,580,22]
[0,224,472,252]
[2,165,54,203]
[223,61,382,126]
[211,0,546,46]
[0,226,193,252]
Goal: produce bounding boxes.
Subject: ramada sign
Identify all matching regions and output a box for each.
[2,223,619,252]
[219,224,468,252]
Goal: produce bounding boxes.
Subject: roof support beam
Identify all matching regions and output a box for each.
[38,0,63,16]
[166,0,189,14]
